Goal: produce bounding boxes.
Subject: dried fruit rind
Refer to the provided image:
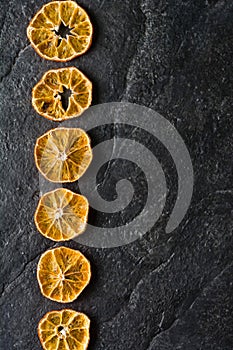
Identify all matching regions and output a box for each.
[32,67,92,121]
[27,1,93,61]
[34,127,92,183]
[38,309,90,350]
[35,188,89,242]
[37,246,91,303]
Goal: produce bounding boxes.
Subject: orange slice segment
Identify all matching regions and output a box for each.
[37,247,91,303]
[34,128,92,183]
[38,309,90,350]
[32,67,92,121]
[34,188,89,242]
[27,1,93,61]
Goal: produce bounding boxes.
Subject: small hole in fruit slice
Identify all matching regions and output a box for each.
[58,325,67,337]
[60,86,72,111]
[53,22,74,39]
[42,102,50,111]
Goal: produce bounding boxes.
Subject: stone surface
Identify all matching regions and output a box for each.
[0,0,233,349]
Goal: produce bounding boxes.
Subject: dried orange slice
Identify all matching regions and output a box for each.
[35,188,88,242]
[37,246,91,303]
[38,309,90,350]
[27,1,93,61]
[35,128,92,183]
[32,67,92,121]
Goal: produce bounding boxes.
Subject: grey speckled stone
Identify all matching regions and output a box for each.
[0,0,233,349]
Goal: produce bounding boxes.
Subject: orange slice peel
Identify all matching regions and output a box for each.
[32,67,92,121]
[37,246,91,303]
[35,188,89,242]
[27,1,93,61]
[38,309,90,350]
[34,127,92,183]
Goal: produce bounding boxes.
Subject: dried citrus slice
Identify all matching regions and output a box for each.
[27,1,93,61]
[35,128,92,183]
[38,309,90,350]
[35,188,89,242]
[32,67,92,121]
[37,246,91,303]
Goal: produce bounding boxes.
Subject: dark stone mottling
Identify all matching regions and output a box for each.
[0,0,232,349]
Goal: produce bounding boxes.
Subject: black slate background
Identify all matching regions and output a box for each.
[0,0,233,349]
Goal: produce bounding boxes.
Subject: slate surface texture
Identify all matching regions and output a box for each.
[0,0,233,349]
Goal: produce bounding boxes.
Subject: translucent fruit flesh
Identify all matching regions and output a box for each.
[32,67,92,121]
[35,188,89,242]
[34,128,92,183]
[27,1,93,61]
[38,309,90,350]
[37,246,91,303]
